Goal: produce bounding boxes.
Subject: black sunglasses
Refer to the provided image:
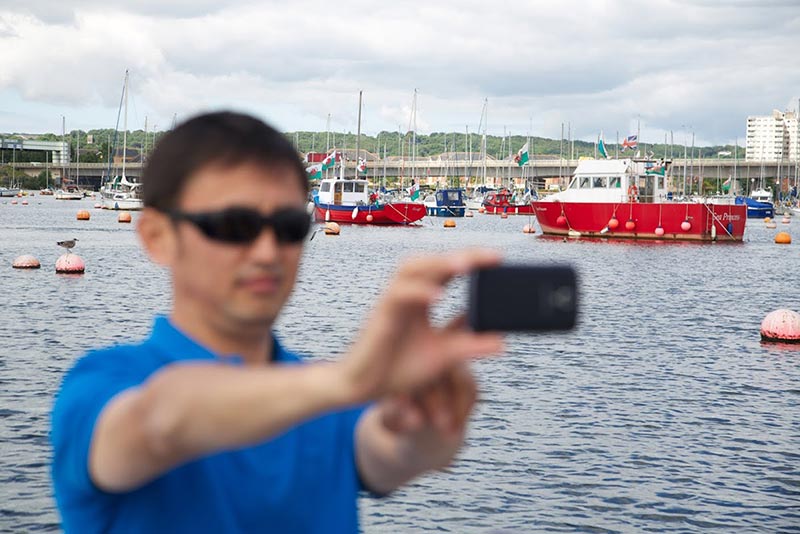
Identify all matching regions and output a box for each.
[166,206,311,244]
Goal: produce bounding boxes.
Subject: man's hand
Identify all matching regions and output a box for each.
[355,363,480,494]
[338,249,504,404]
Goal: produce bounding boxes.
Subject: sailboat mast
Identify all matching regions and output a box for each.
[412,89,417,187]
[122,70,128,179]
[355,90,362,176]
[61,115,66,187]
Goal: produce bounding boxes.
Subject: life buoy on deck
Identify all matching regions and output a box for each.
[627,184,639,202]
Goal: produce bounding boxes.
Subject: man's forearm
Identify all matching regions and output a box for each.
[91,361,353,492]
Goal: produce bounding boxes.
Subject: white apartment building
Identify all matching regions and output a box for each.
[746,109,799,162]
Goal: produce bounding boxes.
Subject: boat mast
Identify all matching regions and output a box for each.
[325,113,331,180]
[61,115,66,188]
[412,89,417,191]
[481,98,487,190]
[464,125,469,192]
[75,129,80,187]
[122,70,128,180]
[355,90,362,179]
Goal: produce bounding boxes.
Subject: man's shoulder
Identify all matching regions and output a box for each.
[62,338,163,389]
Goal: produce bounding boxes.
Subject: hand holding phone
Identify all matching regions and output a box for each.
[467,265,578,332]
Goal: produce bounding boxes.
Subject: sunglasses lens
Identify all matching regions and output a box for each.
[198,209,262,243]
[272,208,311,243]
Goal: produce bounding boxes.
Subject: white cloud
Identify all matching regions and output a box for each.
[0,0,798,144]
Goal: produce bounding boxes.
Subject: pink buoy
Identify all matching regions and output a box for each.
[522,224,536,234]
[607,217,619,230]
[366,214,374,223]
[94,203,102,209]
[21,199,29,205]
[556,215,567,226]
[12,255,41,269]
[681,220,692,231]
[781,217,790,224]
[500,212,509,219]
[625,219,636,231]
[655,226,665,236]
[55,253,85,274]
[11,199,18,205]
[760,309,800,343]
[465,211,473,218]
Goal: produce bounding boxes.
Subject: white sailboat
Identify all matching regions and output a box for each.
[55,116,83,200]
[101,70,144,210]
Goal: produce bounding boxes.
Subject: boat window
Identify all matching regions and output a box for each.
[343,182,355,193]
[579,176,590,188]
[355,183,366,193]
[320,182,331,192]
[334,182,343,193]
[593,177,607,188]
[568,177,578,189]
[436,192,444,202]
[446,191,461,202]
[609,177,621,188]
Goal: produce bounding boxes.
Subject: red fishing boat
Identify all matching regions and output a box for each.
[313,178,426,225]
[482,188,536,215]
[532,159,747,241]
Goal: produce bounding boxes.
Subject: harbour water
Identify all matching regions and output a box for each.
[1,196,798,533]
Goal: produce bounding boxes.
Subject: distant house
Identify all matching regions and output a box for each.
[112,147,142,164]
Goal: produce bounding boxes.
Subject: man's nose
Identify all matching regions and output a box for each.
[248,227,280,263]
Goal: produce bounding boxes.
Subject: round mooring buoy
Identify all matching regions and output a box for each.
[94,203,102,209]
[465,211,474,218]
[324,222,340,236]
[55,253,85,274]
[500,212,508,219]
[77,210,91,221]
[760,309,800,344]
[12,255,41,269]
[781,217,791,224]
[625,219,636,231]
[655,226,665,237]
[366,214,374,223]
[775,232,791,244]
[607,217,619,230]
[443,219,456,228]
[522,224,536,234]
[118,211,132,223]
[681,220,692,231]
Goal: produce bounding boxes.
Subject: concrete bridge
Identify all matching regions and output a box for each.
[11,158,799,192]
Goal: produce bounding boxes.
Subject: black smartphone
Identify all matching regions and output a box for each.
[468,265,578,332]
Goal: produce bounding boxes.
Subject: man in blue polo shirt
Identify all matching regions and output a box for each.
[51,112,504,533]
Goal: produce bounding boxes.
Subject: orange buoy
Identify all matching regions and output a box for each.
[55,253,85,274]
[500,212,508,219]
[12,255,41,269]
[522,224,536,234]
[760,309,800,343]
[607,217,619,230]
[465,211,474,218]
[655,226,665,236]
[764,217,772,223]
[324,222,340,235]
[77,210,91,220]
[366,214,374,222]
[681,220,692,231]
[443,219,456,228]
[775,232,791,244]
[118,211,132,223]
[625,219,636,231]
[478,207,485,214]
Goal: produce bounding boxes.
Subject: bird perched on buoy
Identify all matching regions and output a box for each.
[57,238,78,253]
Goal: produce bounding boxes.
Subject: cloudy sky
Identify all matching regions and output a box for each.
[0,0,798,145]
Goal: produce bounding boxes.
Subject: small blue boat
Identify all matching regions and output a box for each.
[735,189,774,219]
[423,188,467,217]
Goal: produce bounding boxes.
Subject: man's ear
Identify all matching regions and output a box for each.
[137,208,177,267]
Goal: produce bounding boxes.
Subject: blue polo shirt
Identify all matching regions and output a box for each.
[51,317,366,534]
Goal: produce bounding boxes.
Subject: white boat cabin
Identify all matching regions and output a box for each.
[547,159,669,203]
[317,178,370,205]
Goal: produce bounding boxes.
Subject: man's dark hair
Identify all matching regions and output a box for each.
[142,111,309,210]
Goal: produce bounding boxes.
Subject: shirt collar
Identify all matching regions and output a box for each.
[148,316,295,365]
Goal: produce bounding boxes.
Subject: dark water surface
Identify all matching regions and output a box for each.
[1,196,798,533]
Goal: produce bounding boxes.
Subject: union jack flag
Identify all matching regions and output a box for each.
[621,135,638,151]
